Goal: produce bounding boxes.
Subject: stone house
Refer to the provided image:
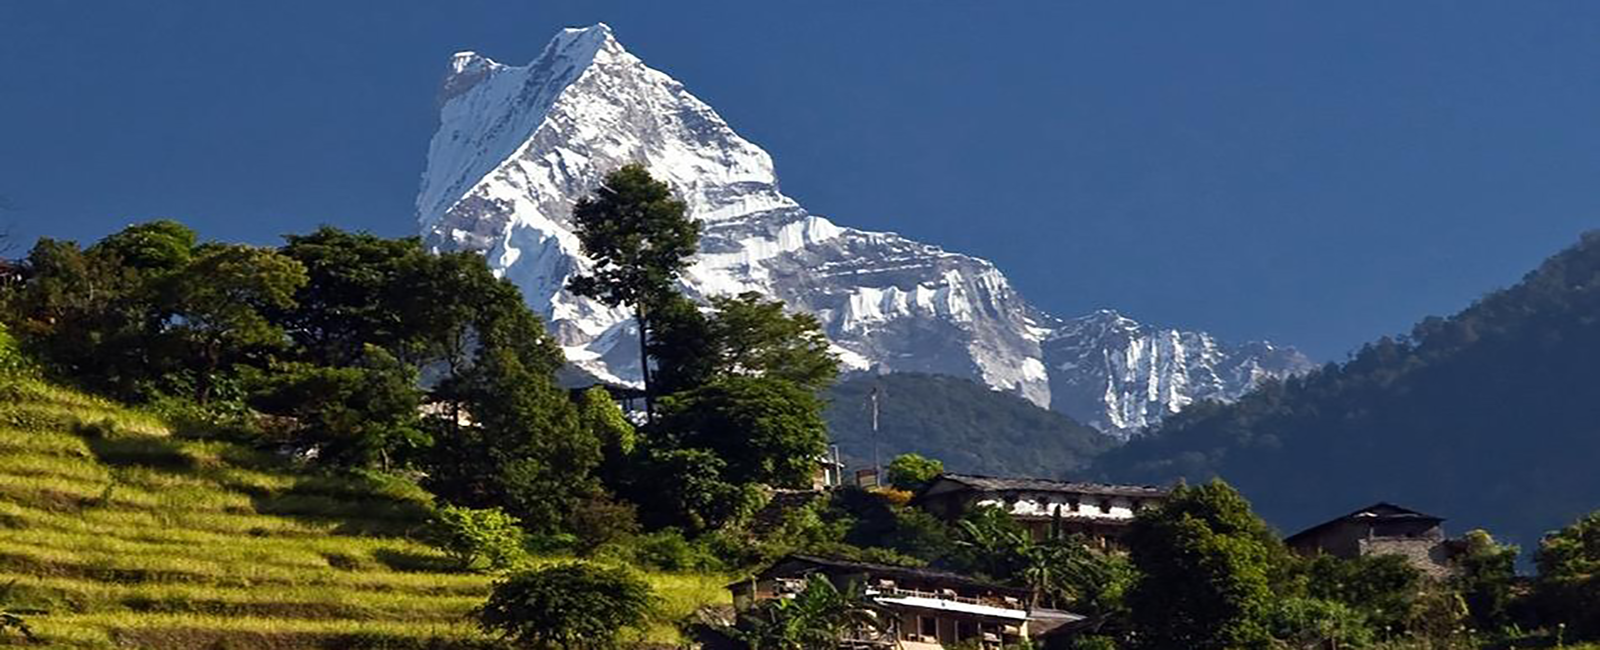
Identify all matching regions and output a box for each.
[1284,502,1463,577]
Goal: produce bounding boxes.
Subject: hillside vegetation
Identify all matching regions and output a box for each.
[0,377,725,648]
[1097,232,1600,553]
[827,373,1112,478]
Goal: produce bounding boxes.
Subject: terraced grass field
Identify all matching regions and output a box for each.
[0,378,727,648]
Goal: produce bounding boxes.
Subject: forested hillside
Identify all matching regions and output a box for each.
[826,373,1112,478]
[1096,232,1600,552]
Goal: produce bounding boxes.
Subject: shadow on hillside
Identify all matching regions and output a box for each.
[248,474,432,538]
[371,548,458,574]
[81,428,196,471]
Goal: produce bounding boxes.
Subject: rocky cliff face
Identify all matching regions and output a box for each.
[417,24,1313,437]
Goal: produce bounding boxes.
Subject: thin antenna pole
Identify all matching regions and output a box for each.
[870,385,881,480]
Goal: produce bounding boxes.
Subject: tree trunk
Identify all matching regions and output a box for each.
[636,303,654,421]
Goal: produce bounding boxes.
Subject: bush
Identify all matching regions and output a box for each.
[426,505,527,572]
[885,453,943,492]
[631,529,716,573]
[475,562,657,650]
[1267,597,1375,648]
[0,323,28,377]
[566,492,641,554]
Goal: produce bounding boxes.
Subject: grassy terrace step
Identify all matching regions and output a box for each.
[0,378,729,647]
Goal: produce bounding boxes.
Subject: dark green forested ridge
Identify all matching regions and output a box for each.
[1095,231,1600,555]
[826,372,1112,478]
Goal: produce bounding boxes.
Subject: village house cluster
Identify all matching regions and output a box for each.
[737,467,1467,649]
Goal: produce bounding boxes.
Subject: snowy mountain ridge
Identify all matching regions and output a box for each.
[417,24,1313,437]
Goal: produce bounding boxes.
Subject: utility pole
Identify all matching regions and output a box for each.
[870,384,881,480]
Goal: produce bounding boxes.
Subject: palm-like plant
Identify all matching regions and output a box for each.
[734,574,893,650]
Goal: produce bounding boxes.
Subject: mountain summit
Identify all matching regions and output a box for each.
[416,24,1312,436]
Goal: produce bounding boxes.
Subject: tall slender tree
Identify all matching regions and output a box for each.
[567,164,701,418]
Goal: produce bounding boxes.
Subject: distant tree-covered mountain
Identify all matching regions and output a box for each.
[1095,232,1600,554]
[826,373,1113,478]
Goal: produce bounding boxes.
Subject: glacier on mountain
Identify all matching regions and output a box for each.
[417,23,1313,437]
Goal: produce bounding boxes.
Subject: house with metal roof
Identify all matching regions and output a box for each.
[911,474,1170,547]
[729,554,1082,649]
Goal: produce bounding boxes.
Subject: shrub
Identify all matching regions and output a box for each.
[631,528,720,573]
[0,323,28,377]
[426,505,527,572]
[1267,597,1375,648]
[475,562,657,650]
[567,492,641,554]
[885,453,943,492]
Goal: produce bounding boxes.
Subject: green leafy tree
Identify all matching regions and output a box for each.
[87,219,196,274]
[245,346,427,469]
[1124,480,1282,650]
[278,227,432,366]
[476,562,657,650]
[1452,529,1519,633]
[415,252,603,536]
[885,453,944,492]
[427,505,528,571]
[655,376,829,488]
[705,292,837,391]
[627,446,762,533]
[733,574,891,650]
[568,164,702,417]
[165,243,307,404]
[1535,510,1600,639]
[1301,553,1421,635]
[643,292,717,395]
[8,231,178,397]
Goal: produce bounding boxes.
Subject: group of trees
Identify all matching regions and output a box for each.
[724,460,1600,650]
[1096,231,1600,561]
[0,165,850,647]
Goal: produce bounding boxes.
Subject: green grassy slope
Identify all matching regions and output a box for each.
[0,378,726,648]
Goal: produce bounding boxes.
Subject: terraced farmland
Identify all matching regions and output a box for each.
[0,378,726,648]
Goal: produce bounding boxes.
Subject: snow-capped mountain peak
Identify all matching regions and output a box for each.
[416,24,1313,436]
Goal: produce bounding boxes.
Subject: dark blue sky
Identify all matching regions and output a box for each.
[3,2,1597,359]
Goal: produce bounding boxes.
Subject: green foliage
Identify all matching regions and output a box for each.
[567,164,701,314]
[1302,553,1422,634]
[884,453,944,492]
[827,373,1111,479]
[426,505,528,572]
[86,219,197,274]
[1266,597,1376,649]
[702,292,837,391]
[1536,510,1600,639]
[278,227,434,366]
[1124,480,1281,650]
[626,528,725,573]
[732,574,889,650]
[565,492,641,554]
[578,386,635,456]
[416,252,603,536]
[246,346,427,468]
[626,447,765,533]
[951,505,1031,582]
[165,243,308,403]
[1098,232,1600,556]
[0,322,27,376]
[1453,529,1520,633]
[475,562,657,650]
[655,376,829,488]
